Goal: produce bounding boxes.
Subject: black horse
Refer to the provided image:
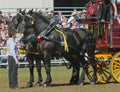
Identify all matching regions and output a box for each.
[8,10,44,87]
[16,10,97,86]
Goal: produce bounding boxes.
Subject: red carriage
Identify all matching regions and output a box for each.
[77,1,120,83]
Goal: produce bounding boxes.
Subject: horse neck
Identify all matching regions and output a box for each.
[31,12,50,36]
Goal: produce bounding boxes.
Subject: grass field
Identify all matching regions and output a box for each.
[0,66,120,92]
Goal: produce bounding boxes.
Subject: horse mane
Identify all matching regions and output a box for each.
[30,12,50,24]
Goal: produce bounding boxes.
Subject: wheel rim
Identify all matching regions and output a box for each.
[87,60,111,83]
[111,52,120,83]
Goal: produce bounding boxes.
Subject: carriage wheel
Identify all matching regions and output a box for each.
[111,52,120,83]
[86,60,112,83]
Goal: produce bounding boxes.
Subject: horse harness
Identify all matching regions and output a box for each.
[37,22,89,55]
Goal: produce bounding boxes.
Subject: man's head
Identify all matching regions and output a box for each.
[8,30,17,38]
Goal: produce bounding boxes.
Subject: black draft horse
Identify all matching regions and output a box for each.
[16,10,97,87]
[8,10,43,87]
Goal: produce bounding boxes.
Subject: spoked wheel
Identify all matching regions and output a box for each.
[111,52,120,83]
[86,59,112,83]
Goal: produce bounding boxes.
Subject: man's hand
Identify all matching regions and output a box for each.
[15,60,19,65]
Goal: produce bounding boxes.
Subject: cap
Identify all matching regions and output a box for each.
[71,11,78,16]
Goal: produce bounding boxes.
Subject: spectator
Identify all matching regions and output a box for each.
[0,34,4,46]
[56,11,66,27]
[62,17,69,28]
[0,11,5,24]
[1,25,9,46]
[66,11,78,28]
[79,10,87,18]
[71,20,79,29]
[48,10,56,23]
[5,12,12,25]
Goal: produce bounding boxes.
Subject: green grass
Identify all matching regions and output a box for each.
[0,66,120,92]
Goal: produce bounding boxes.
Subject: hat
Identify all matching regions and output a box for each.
[71,11,78,16]
[82,9,86,13]
[50,10,54,13]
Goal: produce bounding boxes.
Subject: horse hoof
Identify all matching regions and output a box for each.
[43,83,50,87]
[26,83,33,88]
[34,82,42,87]
[70,81,78,85]
[78,82,85,86]
[90,82,96,85]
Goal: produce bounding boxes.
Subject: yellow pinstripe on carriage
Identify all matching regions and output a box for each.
[54,28,69,52]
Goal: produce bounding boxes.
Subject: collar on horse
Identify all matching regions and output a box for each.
[25,14,69,52]
[37,22,69,52]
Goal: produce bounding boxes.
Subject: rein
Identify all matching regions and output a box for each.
[18,49,40,55]
[1,47,39,55]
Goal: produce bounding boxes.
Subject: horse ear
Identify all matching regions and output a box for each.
[17,8,21,13]
[35,8,37,12]
[22,9,26,15]
[31,9,33,13]
[28,9,33,15]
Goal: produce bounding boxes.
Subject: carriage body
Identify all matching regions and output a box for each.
[77,3,120,83]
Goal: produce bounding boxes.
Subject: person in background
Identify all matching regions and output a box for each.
[66,11,78,28]
[0,11,5,24]
[7,30,23,89]
[62,17,69,28]
[48,10,56,23]
[5,12,12,25]
[71,20,79,29]
[1,25,9,46]
[56,11,66,27]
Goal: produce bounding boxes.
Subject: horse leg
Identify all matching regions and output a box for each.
[43,54,52,87]
[34,57,42,87]
[26,56,34,87]
[90,63,97,85]
[70,59,80,85]
[78,56,87,85]
[88,53,97,84]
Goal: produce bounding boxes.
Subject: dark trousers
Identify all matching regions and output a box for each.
[8,56,18,88]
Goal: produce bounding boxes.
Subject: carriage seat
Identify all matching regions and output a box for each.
[76,17,99,24]
[76,17,110,24]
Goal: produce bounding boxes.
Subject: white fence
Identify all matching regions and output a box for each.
[0,7,85,17]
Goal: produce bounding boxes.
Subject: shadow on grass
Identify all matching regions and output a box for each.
[19,80,119,89]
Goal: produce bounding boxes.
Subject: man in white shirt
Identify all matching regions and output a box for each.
[7,30,23,89]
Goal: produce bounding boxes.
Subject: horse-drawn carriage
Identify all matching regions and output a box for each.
[76,2,120,83]
[8,1,120,87]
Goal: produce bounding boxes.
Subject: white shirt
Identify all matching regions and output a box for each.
[7,38,18,61]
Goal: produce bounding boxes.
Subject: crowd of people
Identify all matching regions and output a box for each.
[0,9,88,49]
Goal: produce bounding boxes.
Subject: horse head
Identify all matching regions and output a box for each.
[16,10,50,35]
